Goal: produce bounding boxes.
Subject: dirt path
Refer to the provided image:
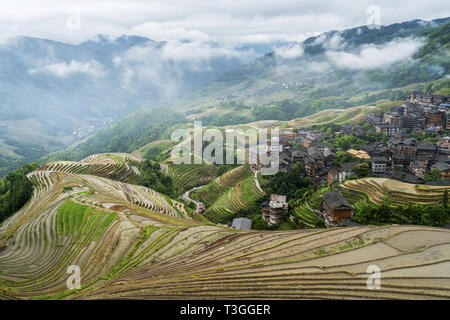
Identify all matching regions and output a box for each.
[252,169,265,194]
[182,185,206,212]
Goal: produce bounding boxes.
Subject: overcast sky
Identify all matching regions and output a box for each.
[1,0,449,45]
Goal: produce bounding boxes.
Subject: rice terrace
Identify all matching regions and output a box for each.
[0,152,449,300]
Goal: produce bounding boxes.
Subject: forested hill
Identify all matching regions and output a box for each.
[39,107,187,164]
[173,18,450,115]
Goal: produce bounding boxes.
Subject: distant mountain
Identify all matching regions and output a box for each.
[173,17,450,112]
[0,35,280,176]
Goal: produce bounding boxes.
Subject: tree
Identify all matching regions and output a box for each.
[332,135,361,150]
[443,189,448,207]
[333,151,358,164]
[139,161,176,197]
[0,163,39,223]
[355,163,370,178]
[424,168,443,181]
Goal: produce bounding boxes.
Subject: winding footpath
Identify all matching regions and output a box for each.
[252,169,265,194]
[182,185,206,212]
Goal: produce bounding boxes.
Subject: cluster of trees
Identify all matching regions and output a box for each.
[252,100,302,121]
[424,168,443,181]
[411,131,444,145]
[333,151,359,164]
[355,163,371,178]
[139,161,176,198]
[144,142,175,162]
[417,20,450,73]
[74,108,186,158]
[330,135,362,150]
[216,164,235,176]
[0,163,39,223]
[262,163,313,200]
[316,123,387,152]
[352,195,449,227]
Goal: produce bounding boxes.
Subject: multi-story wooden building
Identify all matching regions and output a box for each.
[279,130,299,142]
[322,191,354,225]
[261,194,289,225]
[426,110,445,127]
[438,136,450,153]
[431,162,450,180]
[409,161,426,177]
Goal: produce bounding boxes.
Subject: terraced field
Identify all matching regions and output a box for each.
[191,166,265,223]
[341,178,450,205]
[0,155,449,300]
[78,225,450,300]
[167,163,218,195]
[39,153,145,185]
[294,205,324,228]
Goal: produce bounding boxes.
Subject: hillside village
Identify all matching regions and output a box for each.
[248,91,450,228]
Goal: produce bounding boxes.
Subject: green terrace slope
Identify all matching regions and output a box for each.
[340,178,450,206]
[0,154,449,300]
[223,100,401,132]
[192,165,264,223]
[166,163,218,195]
[38,153,145,185]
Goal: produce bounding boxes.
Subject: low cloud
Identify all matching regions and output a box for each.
[28,60,105,77]
[313,32,344,50]
[274,44,304,59]
[160,40,252,63]
[112,40,256,98]
[325,38,424,69]
[130,22,210,42]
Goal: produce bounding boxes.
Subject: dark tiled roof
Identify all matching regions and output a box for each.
[434,154,450,163]
[391,171,424,184]
[372,156,389,163]
[231,218,252,230]
[417,141,436,151]
[323,191,353,210]
[360,145,375,152]
[425,180,450,186]
[409,160,424,168]
[403,138,417,145]
[432,162,450,172]
[315,142,329,148]
[290,148,307,157]
[339,161,359,172]
[392,154,406,160]
[416,154,429,161]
